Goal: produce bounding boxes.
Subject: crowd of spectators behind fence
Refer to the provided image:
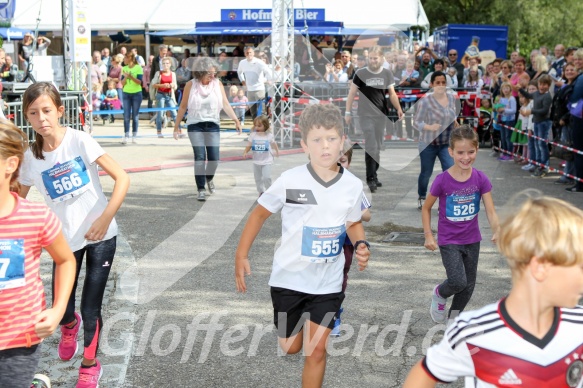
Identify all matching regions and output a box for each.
[3,39,582,189]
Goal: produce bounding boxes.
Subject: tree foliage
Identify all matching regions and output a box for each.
[421,0,583,59]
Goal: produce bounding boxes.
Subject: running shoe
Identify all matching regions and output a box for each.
[31,374,51,388]
[554,178,574,185]
[521,163,533,171]
[131,136,137,144]
[566,186,583,193]
[76,359,102,388]
[375,180,383,187]
[58,312,82,361]
[121,136,128,145]
[330,307,343,337]
[367,180,377,193]
[197,190,206,201]
[430,285,447,324]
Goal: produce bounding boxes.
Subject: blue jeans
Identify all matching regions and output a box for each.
[187,122,220,190]
[235,107,245,124]
[54,237,116,358]
[155,92,177,131]
[500,120,515,154]
[534,120,551,167]
[418,143,453,198]
[527,130,536,164]
[123,91,142,136]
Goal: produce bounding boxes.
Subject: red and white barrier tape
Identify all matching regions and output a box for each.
[493,146,582,183]
[497,122,583,156]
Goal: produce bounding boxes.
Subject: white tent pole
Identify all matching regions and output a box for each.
[145,23,150,60]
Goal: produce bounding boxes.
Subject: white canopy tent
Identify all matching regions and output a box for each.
[11,0,429,33]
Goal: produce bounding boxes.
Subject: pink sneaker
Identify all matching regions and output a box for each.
[76,359,103,388]
[58,312,82,361]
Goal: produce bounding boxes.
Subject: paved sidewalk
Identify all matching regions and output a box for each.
[32,119,583,387]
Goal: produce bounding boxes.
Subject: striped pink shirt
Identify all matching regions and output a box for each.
[0,192,61,350]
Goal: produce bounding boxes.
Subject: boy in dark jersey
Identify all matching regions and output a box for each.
[405,192,583,388]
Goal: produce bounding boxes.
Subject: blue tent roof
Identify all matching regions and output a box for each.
[0,27,33,40]
[150,26,400,38]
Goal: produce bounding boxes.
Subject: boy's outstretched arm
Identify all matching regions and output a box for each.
[346,221,369,271]
[421,194,438,251]
[482,192,499,243]
[403,360,437,388]
[235,204,272,292]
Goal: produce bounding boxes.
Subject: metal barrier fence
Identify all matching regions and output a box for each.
[281,82,483,143]
[5,93,85,141]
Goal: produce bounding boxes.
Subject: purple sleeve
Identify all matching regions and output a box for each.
[429,173,444,197]
[479,170,493,195]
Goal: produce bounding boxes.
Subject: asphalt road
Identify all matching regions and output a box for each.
[34,121,583,387]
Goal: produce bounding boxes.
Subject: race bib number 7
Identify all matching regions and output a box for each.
[446,193,481,222]
[301,225,346,264]
[0,239,26,290]
[41,157,91,202]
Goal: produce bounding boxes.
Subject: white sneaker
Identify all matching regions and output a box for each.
[430,285,447,324]
[197,190,206,201]
[132,136,137,144]
[121,136,128,145]
[207,180,216,195]
[521,163,533,171]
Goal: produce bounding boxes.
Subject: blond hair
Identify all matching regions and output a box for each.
[500,81,513,97]
[0,122,28,193]
[498,190,583,271]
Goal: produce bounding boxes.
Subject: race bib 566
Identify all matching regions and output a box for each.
[41,157,91,202]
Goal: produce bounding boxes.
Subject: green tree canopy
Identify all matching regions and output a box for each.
[422,0,583,61]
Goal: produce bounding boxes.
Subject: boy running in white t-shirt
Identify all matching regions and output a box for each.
[235,104,371,387]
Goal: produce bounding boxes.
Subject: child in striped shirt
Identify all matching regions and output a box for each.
[0,123,75,388]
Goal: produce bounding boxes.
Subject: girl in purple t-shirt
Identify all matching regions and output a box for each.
[421,125,499,324]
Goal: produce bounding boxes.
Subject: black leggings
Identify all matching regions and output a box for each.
[437,242,480,318]
[53,236,116,359]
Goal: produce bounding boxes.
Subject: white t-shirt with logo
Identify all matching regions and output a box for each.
[20,128,118,251]
[258,163,363,295]
[248,131,275,166]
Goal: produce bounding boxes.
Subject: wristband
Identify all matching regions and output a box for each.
[354,240,370,250]
[345,112,351,116]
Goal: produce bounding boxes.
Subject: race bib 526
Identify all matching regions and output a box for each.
[0,239,25,290]
[445,193,480,222]
[41,157,91,202]
[301,225,346,264]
